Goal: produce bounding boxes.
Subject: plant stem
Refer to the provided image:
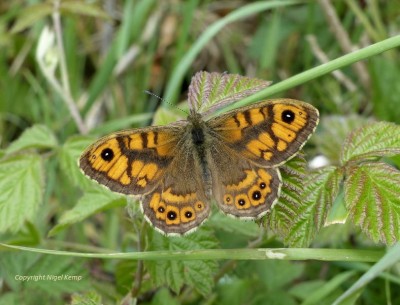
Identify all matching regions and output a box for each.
[1,243,384,262]
[221,34,400,112]
[51,0,87,134]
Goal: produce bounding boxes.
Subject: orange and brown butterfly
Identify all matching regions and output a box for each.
[79,71,319,236]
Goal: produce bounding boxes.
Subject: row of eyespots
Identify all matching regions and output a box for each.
[223,179,269,209]
[153,200,205,224]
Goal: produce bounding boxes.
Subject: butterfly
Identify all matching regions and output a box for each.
[79,72,319,236]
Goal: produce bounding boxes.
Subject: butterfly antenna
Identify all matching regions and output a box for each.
[144,90,188,115]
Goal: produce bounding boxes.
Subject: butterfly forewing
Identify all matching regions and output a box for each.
[209,99,319,167]
[79,126,181,195]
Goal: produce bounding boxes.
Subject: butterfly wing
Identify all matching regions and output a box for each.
[80,124,211,235]
[141,154,211,235]
[79,126,181,195]
[208,99,319,167]
[207,99,318,218]
[206,142,281,218]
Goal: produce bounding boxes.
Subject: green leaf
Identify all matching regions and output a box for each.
[313,115,372,164]
[0,155,44,233]
[344,162,400,244]
[254,260,304,291]
[0,293,18,304]
[70,291,103,305]
[59,136,94,187]
[60,1,110,19]
[341,122,400,164]
[115,260,138,295]
[146,228,219,296]
[216,278,254,305]
[188,71,271,116]
[49,190,126,236]
[267,155,307,238]
[23,255,89,295]
[208,212,262,237]
[6,124,58,154]
[11,3,53,33]
[285,166,342,247]
[2,221,41,246]
[150,288,180,305]
[0,252,89,297]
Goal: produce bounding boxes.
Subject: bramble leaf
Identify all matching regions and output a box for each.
[267,155,307,238]
[0,252,89,297]
[59,136,94,187]
[48,190,126,236]
[70,291,103,305]
[146,228,219,296]
[6,124,58,154]
[208,212,262,238]
[188,71,271,116]
[341,122,400,164]
[313,115,372,164]
[0,155,43,233]
[344,162,400,244]
[284,166,342,247]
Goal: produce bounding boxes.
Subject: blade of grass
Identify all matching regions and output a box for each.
[162,0,304,106]
[333,243,400,305]
[220,34,400,112]
[0,243,383,262]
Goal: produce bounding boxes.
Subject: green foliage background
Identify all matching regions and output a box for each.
[1,1,400,304]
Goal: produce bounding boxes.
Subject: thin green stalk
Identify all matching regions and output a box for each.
[333,243,400,305]
[163,0,303,106]
[1,243,384,262]
[219,34,400,113]
[346,0,380,42]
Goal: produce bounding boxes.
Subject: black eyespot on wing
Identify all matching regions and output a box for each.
[238,199,246,206]
[158,207,165,213]
[101,148,114,161]
[185,211,193,218]
[167,211,177,220]
[252,190,261,200]
[281,109,295,124]
[260,182,266,189]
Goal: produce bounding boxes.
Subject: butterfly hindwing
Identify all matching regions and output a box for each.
[140,148,211,235]
[207,142,281,218]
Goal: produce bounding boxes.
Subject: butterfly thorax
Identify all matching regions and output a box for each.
[188,113,206,145]
[186,112,213,196]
